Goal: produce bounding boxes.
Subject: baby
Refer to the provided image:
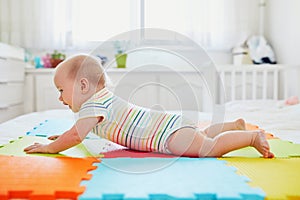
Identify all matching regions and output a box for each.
[24,54,274,158]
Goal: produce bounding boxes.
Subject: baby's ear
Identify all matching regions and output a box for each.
[80,78,89,94]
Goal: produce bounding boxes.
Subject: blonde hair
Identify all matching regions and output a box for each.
[57,54,109,88]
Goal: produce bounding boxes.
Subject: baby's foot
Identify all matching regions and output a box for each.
[251,130,274,158]
[246,123,260,130]
[235,118,246,130]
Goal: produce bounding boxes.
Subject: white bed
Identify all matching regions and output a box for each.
[0,99,299,156]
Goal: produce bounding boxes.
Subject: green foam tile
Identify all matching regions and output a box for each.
[224,139,300,158]
[0,135,100,158]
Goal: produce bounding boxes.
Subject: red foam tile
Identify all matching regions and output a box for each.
[103,149,176,158]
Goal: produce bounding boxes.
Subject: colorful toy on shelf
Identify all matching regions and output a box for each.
[41,54,52,68]
[34,56,43,68]
[50,50,66,68]
[114,40,129,68]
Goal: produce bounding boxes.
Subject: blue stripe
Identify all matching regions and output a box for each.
[128,110,146,149]
[84,97,113,107]
[81,102,112,110]
[136,110,152,150]
[170,115,180,128]
[125,109,143,148]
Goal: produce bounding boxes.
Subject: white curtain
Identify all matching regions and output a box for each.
[145,0,260,49]
[0,0,260,50]
[0,0,72,50]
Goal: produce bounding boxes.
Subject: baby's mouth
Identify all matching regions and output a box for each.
[63,102,71,108]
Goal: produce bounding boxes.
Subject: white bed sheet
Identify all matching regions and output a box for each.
[224,100,300,144]
[0,100,299,154]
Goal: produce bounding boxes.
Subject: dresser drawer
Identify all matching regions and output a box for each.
[0,103,24,123]
[0,83,24,105]
[0,58,25,82]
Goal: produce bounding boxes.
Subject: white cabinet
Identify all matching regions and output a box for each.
[0,58,26,123]
[35,74,67,111]
[25,69,67,112]
[25,68,214,113]
[108,71,158,109]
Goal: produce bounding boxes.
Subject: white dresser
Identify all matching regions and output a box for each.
[24,67,215,113]
[0,43,26,123]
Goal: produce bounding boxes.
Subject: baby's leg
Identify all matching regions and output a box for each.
[203,118,246,138]
[203,130,274,158]
[167,128,274,158]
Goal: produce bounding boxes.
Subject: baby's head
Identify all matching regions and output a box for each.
[54,54,106,112]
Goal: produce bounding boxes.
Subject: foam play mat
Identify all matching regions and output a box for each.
[224,138,300,158]
[0,135,98,158]
[0,119,300,199]
[80,158,265,200]
[0,155,98,199]
[26,119,98,139]
[220,158,300,200]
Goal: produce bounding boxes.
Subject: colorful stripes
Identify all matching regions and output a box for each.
[79,88,186,153]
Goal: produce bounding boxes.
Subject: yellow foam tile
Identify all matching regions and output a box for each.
[219,158,300,200]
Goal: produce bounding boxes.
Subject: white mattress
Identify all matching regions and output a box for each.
[0,100,299,154]
[224,100,300,144]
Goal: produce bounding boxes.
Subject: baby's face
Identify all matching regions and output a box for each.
[54,67,82,112]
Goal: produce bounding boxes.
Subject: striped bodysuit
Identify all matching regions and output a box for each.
[79,88,194,154]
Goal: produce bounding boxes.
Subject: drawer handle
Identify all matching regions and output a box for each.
[0,81,24,85]
[0,103,23,110]
[0,104,9,110]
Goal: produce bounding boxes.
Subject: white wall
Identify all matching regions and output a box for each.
[265,0,300,64]
[264,0,300,97]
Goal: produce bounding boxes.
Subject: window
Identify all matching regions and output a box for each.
[0,0,259,50]
[72,0,259,50]
[72,0,140,42]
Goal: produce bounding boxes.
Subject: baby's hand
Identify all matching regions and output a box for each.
[48,135,60,140]
[24,143,52,154]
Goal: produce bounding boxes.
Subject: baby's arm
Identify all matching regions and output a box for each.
[24,117,100,154]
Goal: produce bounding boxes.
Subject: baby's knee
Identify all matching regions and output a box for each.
[198,137,216,157]
[167,128,203,157]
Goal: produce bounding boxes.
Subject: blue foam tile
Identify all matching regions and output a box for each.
[26,119,98,139]
[26,119,74,137]
[80,158,265,200]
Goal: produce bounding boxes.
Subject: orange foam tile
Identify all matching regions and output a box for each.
[0,155,99,199]
[246,123,277,139]
[197,121,276,139]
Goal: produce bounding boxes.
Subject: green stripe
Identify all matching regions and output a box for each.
[152,114,173,151]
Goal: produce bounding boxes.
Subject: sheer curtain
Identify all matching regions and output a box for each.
[145,0,259,49]
[0,0,72,50]
[0,0,259,50]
